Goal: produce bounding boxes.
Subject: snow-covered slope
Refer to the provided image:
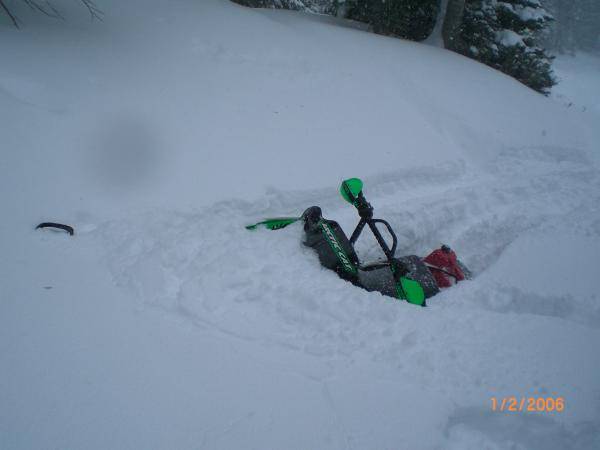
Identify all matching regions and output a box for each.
[1,1,599,449]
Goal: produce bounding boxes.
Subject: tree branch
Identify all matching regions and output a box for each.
[80,0,104,21]
[23,0,63,19]
[0,0,20,27]
[0,0,104,27]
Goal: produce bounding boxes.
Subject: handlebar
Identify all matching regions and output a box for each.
[348,190,398,262]
[371,219,398,256]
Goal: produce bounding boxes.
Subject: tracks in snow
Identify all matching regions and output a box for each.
[97,146,600,359]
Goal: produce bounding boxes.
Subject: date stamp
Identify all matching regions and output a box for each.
[491,397,565,412]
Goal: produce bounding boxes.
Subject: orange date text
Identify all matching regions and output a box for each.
[490,397,564,412]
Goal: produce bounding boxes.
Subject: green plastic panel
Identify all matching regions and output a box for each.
[245,217,300,231]
[340,178,363,205]
[396,277,426,306]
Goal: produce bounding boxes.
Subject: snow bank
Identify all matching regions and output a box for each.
[1,1,599,449]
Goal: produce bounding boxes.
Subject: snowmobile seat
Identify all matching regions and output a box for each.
[303,206,360,281]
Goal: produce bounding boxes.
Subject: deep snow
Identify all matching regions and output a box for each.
[1,1,600,449]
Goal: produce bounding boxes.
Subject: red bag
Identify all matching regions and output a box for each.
[423,246,465,288]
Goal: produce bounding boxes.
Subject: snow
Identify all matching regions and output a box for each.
[553,52,600,114]
[496,29,525,47]
[517,6,549,22]
[2,1,600,449]
[497,2,550,23]
[551,51,600,166]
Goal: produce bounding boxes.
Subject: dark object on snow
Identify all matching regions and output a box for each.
[302,205,439,304]
[36,222,74,236]
[300,178,430,306]
[246,178,470,306]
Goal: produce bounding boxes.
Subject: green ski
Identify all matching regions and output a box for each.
[245,217,301,231]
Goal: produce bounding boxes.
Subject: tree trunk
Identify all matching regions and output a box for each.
[442,0,465,50]
[426,0,449,46]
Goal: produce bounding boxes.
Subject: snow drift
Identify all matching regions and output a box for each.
[1,1,599,449]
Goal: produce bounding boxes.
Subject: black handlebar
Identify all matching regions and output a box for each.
[348,191,398,262]
[371,219,398,256]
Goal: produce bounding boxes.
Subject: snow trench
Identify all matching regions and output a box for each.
[97,144,600,354]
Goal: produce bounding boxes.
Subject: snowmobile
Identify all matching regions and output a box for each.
[246,178,470,306]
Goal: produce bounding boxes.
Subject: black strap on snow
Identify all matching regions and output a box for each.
[36,222,74,236]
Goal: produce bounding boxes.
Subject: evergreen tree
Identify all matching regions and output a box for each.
[233,0,440,42]
[232,0,337,14]
[345,0,440,41]
[455,0,555,94]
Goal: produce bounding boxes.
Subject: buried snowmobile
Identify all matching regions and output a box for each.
[246,178,470,306]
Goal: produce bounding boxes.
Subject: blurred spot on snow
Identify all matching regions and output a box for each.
[86,115,163,192]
